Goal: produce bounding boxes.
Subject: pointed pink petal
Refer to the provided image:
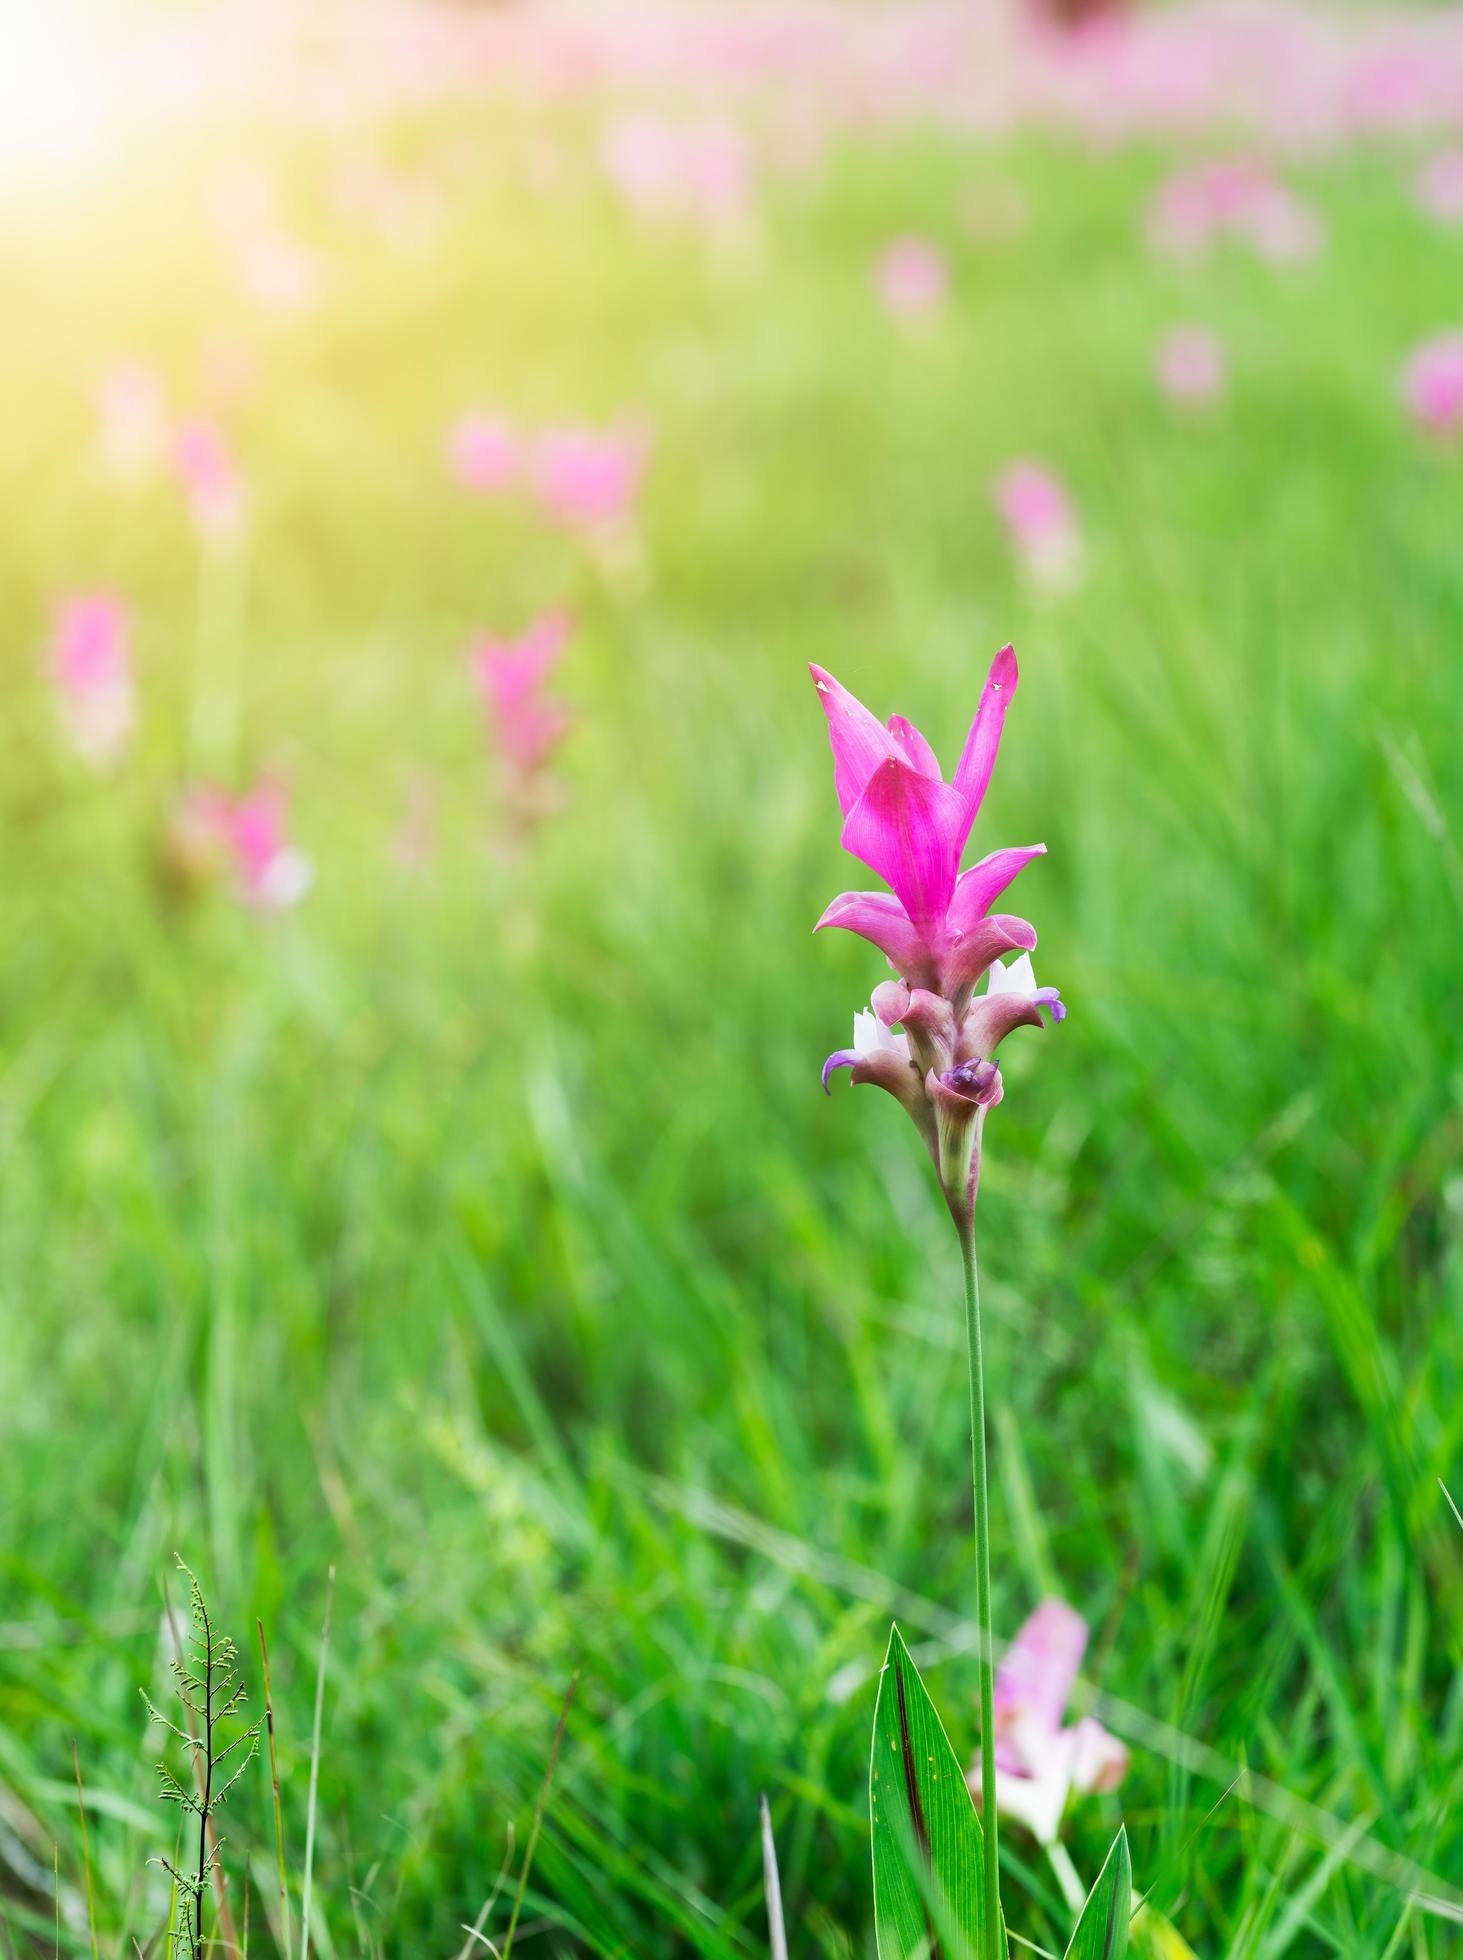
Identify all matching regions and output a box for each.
[840,756,963,937]
[952,644,1019,850]
[809,664,900,817]
[947,845,1047,937]
[939,912,1037,1000]
[886,713,941,780]
[814,890,934,987]
[993,1600,1088,1745]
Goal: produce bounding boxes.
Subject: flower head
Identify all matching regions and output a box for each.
[448,414,519,494]
[173,419,244,540]
[48,593,134,766]
[531,426,649,537]
[969,1600,1129,1844]
[1156,326,1225,406]
[175,781,312,909]
[993,464,1082,590]
[472,611,573,819]
[814,647,1062,1224]
[1402,334,1463,437]
[876,237,948,322]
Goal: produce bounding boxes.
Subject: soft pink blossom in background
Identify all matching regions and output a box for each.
[177,782,313,908]
[970,1599,1130,1844]
[1147,158,1323,263]
[173,419,245,539]
[447,415,520,495]
[96,363,166,481]
[1416,148,1463,224]
[1156,325,1225,405]
[1402,333,1463,435]
[531,426,650,537]
[875,236,949,321]
[603,113,752,227]
[48,593,134,767]
[472,612,573,794]
[994,462,1082,590]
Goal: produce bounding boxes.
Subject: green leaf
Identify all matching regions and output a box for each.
[869,1624,1002,1960]
[1064,1828,1132,1960]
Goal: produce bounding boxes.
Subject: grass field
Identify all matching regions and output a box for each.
[2,5,1462,1956]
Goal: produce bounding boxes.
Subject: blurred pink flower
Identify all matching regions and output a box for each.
[994,462,1082,589]
[1416,150,1463,225]
[48,593,134,766]
[969,1600,1129,1844]
[448,415,520,495]
[876,236,948,321]
[472,611,573,813]
[1147,158,1322,264]
[1402,333,1463,436]
[97,363,165,481]
[532,426,649,536]
[604,113,751,227]
[173,419,245,539]
[1156,326,1225,405]
[179,781,312,908]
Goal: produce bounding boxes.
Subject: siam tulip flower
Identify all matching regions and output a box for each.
[175,782,312,909]
[448,415,520,495]
[813,646,1062,1225]
[1156,326,1225,406]
[472,611,573,821]
[875,237,949,322]
[969,1600,1129,1846]
[173,419,245,540]
[1416,150,1463,226]
[603,113,751,229]
[96,362,166,481]
[993,463,1083,590]
[531,425,650,539]
[1402,333,1463,437]
[48,592,134,767]
[1145,159,1322,266]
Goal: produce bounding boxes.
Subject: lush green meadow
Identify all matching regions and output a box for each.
[2,13,1462,1956]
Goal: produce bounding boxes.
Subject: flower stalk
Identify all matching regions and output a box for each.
[958,1210,1001,1957]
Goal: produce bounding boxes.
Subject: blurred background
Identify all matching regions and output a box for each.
[2,0,1462,1954]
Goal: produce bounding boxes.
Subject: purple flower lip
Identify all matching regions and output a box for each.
[940,1059,1002,1106]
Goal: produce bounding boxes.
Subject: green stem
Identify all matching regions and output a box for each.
[958,1216,1001,1957]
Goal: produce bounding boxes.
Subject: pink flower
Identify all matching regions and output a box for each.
[1402,333,1463,436]
[97,362,165,481]
[177,782,312,909]
[1146,159,1322,265]
[814,649,1062,1222]
[472,612,573,814]
[969,1600,1129,1844]
[531,426,649,536]
[1156,326,1225,405]
[1416,150,1463,226]
[603,114,751,227]
[447,415,520,495]
[993,463,1082,589]
[173,419,244,539]
[876,236,948,321]
[48,593,134,766]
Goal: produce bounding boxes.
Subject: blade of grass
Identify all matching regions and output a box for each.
[256,1619,292,1960]
[502,1672,578,1960]
[299,1566,335,1960]
[759,1796,788,1960]
[70,1743,98,1960]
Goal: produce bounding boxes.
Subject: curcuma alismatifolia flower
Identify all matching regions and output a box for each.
[814,647,1063,1225]
[968,1599,1129,1845]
